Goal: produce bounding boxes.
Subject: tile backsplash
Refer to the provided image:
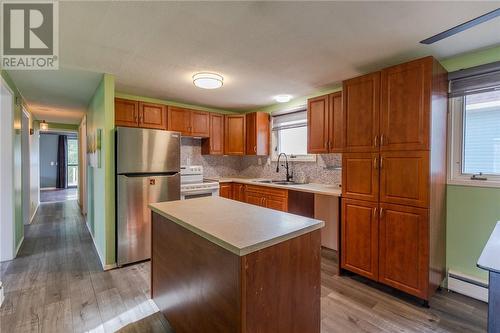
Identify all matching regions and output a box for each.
[181,137,342,186]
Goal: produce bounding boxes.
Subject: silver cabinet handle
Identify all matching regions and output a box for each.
[380,134,385,146]
[373,207,378,219]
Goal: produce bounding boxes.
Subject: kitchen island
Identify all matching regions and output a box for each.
[149,196,324,333]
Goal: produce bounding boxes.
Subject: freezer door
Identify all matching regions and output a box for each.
[116,127,180,174]
[117,173,180,266]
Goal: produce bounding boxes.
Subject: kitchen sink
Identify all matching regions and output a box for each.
[253,180,307,185]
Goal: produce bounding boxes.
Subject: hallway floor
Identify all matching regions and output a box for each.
[40,188,78,203]
[0,200,487,333]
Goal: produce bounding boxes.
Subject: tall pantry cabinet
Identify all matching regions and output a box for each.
[340,56,448,302]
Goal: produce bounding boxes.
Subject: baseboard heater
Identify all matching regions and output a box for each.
[447,270,489,302]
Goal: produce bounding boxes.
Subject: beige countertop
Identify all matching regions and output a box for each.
[149,197,324,256]
[208,176,342,197]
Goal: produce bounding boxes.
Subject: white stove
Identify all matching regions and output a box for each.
[180,165,219,200]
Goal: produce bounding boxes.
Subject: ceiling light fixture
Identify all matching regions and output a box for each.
[192,72,223,89]
[40,120,49,131]
[274,95,292,103]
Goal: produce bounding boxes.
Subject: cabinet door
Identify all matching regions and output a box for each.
[139,102,167,130]
[342,152,379,202]
[232,183,246,202]
[265,195,288,212]
[307,95,329,154]
[191,111,210,137]
[378,203,429,299]
[224,115,246,155]
[380,58,430,151]
[343,72,380,152]
[341,199,379,280]
[115,98,139,127]
[246,112,270,156]
[379,151,429,208]
[246,190,266,207]
[168,106,191,135]
[202,113,224,155]
[329,92,343,152]
[219,183,233,199]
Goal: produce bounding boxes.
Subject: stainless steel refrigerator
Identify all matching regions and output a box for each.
[116,127,181,266]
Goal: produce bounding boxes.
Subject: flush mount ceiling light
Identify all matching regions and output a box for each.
[40,120,49,131]
[274,95,292,103]
[192,72,223,89]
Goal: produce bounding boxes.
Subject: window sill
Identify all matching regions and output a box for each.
[447,178,500,189]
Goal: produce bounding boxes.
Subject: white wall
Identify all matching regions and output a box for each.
[29,119,40,221]
[0,78,15,261]
[21,110,30,225]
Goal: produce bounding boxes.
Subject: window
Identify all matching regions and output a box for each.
[67,137,78,187]
[271,109,316,162]
[449,90,500,187]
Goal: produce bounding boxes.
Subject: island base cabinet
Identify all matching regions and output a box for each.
[152,212,321,333]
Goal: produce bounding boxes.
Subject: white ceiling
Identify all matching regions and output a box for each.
[8,1,500,123]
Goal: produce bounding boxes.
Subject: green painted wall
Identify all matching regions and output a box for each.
[115,92,237,115]
[1,70,24,253]
[46,122,79,131]
[86,73,116,266]
[440,44,500,72]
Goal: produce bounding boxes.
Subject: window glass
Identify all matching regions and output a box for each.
[277,126,307,155]
[463,90,500,175]
[67,138,78,187]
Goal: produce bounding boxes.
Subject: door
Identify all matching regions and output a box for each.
[379,151,429,208]
[307,95,329,153]
[219,183,233,199]
[329,92,343,152]
[224,115,246,155]
[342,152,379,202]
[140,102,167,130]
[246,112,270,155]
[191,111,210,137]
[380,58,430,151]
[117,173,180,266]
[202,113,224,155]
[378,203,428,298]
[343,72,380,152]
[341,199,379,280]
[115,98,139,127]
[168,106,191,135]
[245,190,266,207]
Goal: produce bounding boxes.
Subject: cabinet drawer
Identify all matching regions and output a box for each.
[342,153,379,202]
[245,190,266,207]
[379,151,429,208]
[266,195,288,212]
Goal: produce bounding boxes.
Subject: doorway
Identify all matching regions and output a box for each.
[21,109,30,225]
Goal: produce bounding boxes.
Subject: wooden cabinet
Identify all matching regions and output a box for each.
[202,113,224,155]
[139,102,167,130]
[378,203,429,299]
[224,115,246,155]
[340,56,447,301]
[307,92,343,154]
[168,107,209,137]
[232,183,246,202]
[245,189,266,207]
[115,98,139,127]
[379,151,429,208]
[245,185,288,212]
[342,152,379,202]
[115,99,167,130]
[343,72,380,152]
[341,199,379,280]
[380,58,431,151]
[246,112,270,155]
[219,183,233,199]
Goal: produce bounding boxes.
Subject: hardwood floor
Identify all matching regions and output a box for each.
[0,200,487,333]
[40,188,78,203]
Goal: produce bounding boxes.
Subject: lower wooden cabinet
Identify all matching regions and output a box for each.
[378,203,429,299]
[219,183,233,199]
[341,199,379,280]
[245,189,266,207]
[232,183,246,202]
[222,183,288,212]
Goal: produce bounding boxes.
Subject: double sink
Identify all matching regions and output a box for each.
[253,179,307,186]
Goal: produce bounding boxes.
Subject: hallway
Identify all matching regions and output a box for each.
[0,200,168,333]
[40,188,78,203]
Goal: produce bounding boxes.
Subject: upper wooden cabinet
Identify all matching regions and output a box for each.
[115,98,139,127]
[224,115,246,155]
[139,102,168,130]
[343,72,380,152]
[380,57,431,151]
[115,99,167,130]
[307,92,343,154]
[168,107,209,137]
[202,113,224,155]
[245,112,270,155]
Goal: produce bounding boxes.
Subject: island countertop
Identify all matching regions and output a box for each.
[149,196,324,256]
[478,221,500,274]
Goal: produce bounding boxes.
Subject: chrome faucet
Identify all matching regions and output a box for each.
[276,153,293,182]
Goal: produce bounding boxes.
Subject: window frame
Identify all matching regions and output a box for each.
[270,106,317,163]
[448,96,500,188]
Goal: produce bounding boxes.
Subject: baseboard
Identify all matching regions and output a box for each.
[84,220,116,271]
[447,270,488,302]
[15,236,24,256]
[41,187,56,191]
[29,203,39,224]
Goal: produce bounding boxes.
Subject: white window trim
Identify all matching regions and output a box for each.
[270,105,317,162]
[447,96,500,188]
